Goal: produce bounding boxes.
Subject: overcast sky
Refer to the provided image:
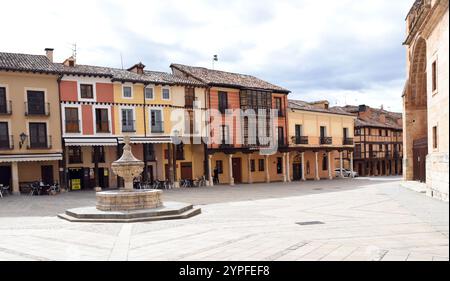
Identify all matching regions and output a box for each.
[1,0,413,112]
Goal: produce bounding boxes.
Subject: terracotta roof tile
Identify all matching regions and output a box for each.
[288,99,355,116]
[0,52,59,73]
[171,63,289,93]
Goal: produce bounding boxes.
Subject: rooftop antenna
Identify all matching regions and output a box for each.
[120,53,124,70]
[71,43,77,60]
[212,54,218,70]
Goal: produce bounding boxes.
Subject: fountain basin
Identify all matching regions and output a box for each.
[96,189,163,211]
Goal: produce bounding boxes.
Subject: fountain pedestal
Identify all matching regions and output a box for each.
[58,136,201,223]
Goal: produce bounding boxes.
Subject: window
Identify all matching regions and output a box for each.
[0,87,8,114]
[121,109,134,132]
[91,146,105,163]
[185,87,195,107]
[218,91,228,113]
[65,107,79,133]
[250,159,256,172]
[355,128,361,136]
[258,159,265,172]
[123,86,132,98]
[0,122,10,149]
[277,127,285,146]
[220,125,230,145]
[355,144,362,158]
[295,125,302,139]
[145,87,154,100]
[379,129,382,136]
[277,157,283,174]
[162,88,170,100]
[95,108,109,133]
[29,122,48,148]
[68,146,82,164]
[320,126,326,138]
[433,126,438,149]
[216,160,223,174]
[80,84,94,99]
[274,97,283,116]
[343,128,349,139]
[27,91,46,115]
[240,90,272,110]
[150,109,163,133]
[432,60,437,92]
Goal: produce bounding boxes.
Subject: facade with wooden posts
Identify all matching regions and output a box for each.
[335,105,403,177]
[171,64,291,185]
[287,100,356,181]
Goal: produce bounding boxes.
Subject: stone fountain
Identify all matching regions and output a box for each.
[59,136,201,223]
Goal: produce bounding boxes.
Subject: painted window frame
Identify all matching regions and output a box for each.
[120,105,136,133]
[93,105,112,135]
[161,86,171,101]
[122,84,133,99]
[61,104,83,135]
[149,107,164,134]
[77,81,96,102]
[145,85,155,101]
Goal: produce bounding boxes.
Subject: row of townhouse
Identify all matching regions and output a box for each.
[0,48,358,194]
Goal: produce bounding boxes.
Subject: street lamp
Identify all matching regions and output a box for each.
[19,133,27,149]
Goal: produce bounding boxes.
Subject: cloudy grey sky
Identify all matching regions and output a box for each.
[1,0,413,111]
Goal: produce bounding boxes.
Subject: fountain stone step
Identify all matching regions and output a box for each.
[58,201,201,223]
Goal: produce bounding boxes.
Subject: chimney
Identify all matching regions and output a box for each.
[45,48,54,62]
[128,62,146,74]
[358,104,367,112]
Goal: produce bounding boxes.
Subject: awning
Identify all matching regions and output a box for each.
[0,153,63,163]
[117,136,173,144]
[64,138,118,146]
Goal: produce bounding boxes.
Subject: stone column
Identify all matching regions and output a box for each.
[208,155,214,186]
[339,151,344,178]
[248,154,253,184]
[228,154,234,186]
[328,151,333,180]
[286,152,291,182]
[11,162,20,195]
[350,152,354,178]
[314,152,320,181]
[301,152,306,181]
[265,155,270,183]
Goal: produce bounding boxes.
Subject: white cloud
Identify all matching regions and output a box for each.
[0,0,413,111]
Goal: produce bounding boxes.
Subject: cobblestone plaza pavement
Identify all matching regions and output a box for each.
[0,177,448,261]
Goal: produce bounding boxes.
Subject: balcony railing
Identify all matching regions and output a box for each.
[151,121,164,133]
[96,121,110,133]
[25,102,50,116]
[65,120,80,133]
[122,120,136,132]
[0,101,12,115]
[343,138,354,145]
[27,135,52,149]
[320,137,332,145]
[292,136,309,145]
[0,135,13,150]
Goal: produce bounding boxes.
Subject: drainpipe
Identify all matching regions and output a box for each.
[57,74,67,192]
[204,86,211,179]
[142,82,149,182]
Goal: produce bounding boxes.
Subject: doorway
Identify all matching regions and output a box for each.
[413,137,428,183]
[232,158,242,184]
[0,166,11,187]
[181,162,193,180]
[68,168,84,191]
[41,165,54,185]
[293,163,303,181]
